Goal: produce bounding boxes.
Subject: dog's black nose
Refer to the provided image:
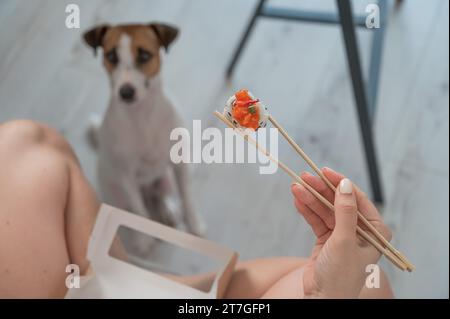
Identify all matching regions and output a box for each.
[119,84,136,102]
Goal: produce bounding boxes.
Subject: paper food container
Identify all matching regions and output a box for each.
[65,204,238,299]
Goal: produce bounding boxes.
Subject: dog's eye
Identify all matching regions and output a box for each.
[137,48,153,64]
[105,48,118,65]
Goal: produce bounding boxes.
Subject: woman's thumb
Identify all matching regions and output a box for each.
[334,178,358,239]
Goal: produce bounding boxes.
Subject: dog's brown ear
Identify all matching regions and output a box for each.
[83,24,110,56]
[148,23,179,52]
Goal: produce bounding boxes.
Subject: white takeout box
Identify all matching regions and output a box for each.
[65,204,238,299]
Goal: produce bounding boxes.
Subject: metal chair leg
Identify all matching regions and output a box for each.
[367,0,387,118]
[226,0,267,78]
[336,0,384,203]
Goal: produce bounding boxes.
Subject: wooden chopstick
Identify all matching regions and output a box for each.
[268,115,415,272]
[214,111,407,271]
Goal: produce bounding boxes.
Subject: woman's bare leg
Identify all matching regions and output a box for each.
[224,257,308,298]
[260,263,393,298]
[0,120,393,299]
[0,120,304,299]
[0,120,99,298]
[168,257,308,298]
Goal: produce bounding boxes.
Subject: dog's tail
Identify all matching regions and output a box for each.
[86,114,102,150]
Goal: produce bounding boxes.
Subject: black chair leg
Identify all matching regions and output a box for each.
[336,0,384,203]
[367,0,387,119]
[226,0,267,78]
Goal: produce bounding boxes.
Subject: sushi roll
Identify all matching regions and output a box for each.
[223,89,269,130]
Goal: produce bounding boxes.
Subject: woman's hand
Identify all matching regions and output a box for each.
[291,167,392,298]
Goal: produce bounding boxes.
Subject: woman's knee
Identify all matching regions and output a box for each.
[0,121,75,298]
[0,119,79,167]
[0,120,79,220]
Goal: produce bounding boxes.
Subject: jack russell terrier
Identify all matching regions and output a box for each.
[83,23,206,243]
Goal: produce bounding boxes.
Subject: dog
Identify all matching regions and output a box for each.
[83,23,206,246]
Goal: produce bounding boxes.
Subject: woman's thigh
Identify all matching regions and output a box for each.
[224,257,307,298]
[0,120,99,298]
[0,120,310,299]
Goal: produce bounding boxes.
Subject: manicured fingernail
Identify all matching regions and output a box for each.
[323,166,334,172]
[339,178,353,194]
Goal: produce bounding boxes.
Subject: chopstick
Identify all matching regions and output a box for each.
[268,115,414,272]
[214,111,407,271]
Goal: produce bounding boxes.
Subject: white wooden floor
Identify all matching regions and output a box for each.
[0,0,448,298]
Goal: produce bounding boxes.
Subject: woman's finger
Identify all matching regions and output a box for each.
[300,172,336,204]
[322,167,345,187]
[291,182,335,229]
[333,178,358,240]
[322,167,390,240]
[292,192,330,238]
[322,167,382,223]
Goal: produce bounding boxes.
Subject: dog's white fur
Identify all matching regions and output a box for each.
[95,34,206,242]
